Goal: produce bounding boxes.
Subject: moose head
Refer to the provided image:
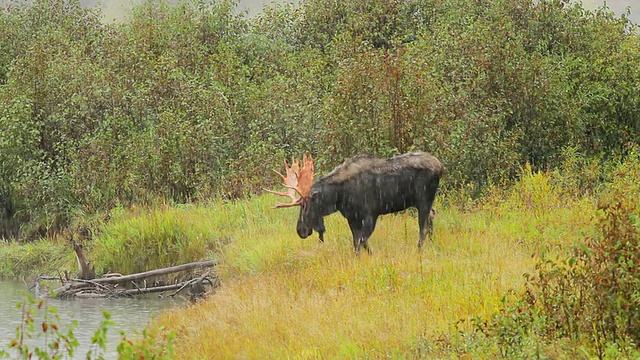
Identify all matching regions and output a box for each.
[265,154,326,241]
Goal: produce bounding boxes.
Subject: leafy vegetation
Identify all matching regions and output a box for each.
[1,0,639,358]
[1,0,638,238]
[476,149,640,359]
[148,164,600,358]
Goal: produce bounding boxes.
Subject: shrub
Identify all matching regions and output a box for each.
[477,148,640,358]
[1,0,639,238]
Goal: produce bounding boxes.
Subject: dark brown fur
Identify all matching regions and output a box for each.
[322,152,443,184]
[296,152,443,254]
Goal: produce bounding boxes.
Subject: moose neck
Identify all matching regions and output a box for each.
[314,182,339,216]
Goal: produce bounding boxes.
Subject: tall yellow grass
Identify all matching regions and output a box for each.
[148,170,596,359]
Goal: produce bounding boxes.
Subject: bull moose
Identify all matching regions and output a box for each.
[267,152,443,255]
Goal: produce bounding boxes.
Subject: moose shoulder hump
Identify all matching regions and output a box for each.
[388,152,443,173]
[321,152,442,184]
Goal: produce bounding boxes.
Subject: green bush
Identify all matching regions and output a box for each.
[0,0,639,239]
[476,149,640,358]
[0,240,71,278]
[89,204,226,275]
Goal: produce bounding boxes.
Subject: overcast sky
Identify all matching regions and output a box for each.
[581,0,638,23]
[0,0,625,24]
[98,0,638,24]
[0,0,637,25]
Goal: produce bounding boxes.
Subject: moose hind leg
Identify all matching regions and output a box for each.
[353,237,363,255]
[348,218,363,255]
[417,206,435,248]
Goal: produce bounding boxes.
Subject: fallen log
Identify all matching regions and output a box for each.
[88,260,216,285]
[122,282,201,296]
[37,260,219,299]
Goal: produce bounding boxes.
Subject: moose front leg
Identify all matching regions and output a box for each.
[348,216,377,255]
[316,217,326,242]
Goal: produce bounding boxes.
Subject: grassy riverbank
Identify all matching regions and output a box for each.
[2,156,639,358]
[2,0,639,357]
[148,168,601,358]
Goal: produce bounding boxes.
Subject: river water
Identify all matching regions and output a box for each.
[0,279,183,359]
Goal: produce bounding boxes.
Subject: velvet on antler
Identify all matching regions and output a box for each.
[265,154,314,208]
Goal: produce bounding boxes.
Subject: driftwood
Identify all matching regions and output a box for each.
[35,260,219,300]
[72,240,95,280]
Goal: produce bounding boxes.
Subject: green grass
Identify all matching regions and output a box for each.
[89,203,228,275]
[146,172,597,359]
[0,166,615,358]
[0,238,72,278]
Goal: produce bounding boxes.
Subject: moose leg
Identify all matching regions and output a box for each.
[348,216,377,255]
[348,218,364,255]
[417,176,439,248]
[360,216,378,254]
[417,206,435,248]
[317,217,326,242]
[353,236,363,255]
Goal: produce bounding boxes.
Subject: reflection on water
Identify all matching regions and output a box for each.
[0,279,183,358]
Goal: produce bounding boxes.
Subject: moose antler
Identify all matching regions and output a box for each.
[296,154,314,197]
[265,158,302,208]
[265,154,315,208]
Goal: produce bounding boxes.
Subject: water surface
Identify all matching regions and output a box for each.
[0,279,182,358]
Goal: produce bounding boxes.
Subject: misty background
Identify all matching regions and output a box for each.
[94,0,292,19]
[92,0,640,24]
[2,0,637,23]
[73,0,292,19]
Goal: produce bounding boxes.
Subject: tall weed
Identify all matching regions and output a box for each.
[89,204,227,275]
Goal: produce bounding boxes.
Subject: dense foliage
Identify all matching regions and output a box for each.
[476,150,640,358]
[1,0,639,239]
